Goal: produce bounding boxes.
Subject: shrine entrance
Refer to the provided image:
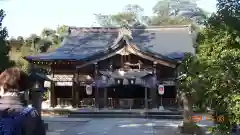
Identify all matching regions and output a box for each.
[109,85,145,98]
[106,85,146,109]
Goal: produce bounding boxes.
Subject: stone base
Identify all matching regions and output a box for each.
[178,123,205,135]
[158,106,164,111]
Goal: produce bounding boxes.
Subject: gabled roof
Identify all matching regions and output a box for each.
[25,27,120,61]
[24,25,196,64]
[129,25,196,59]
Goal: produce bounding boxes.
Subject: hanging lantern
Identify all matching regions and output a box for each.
[123,79,128,85]
[108,78,114,85]
[129,79,136,84]
[115,79,123,85]
[101,75,107,84]
[85,85,92,95]
[142,75,157,88]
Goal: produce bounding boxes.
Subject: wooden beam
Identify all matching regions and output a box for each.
[76,47,125,69]
[76,44,177,69]
[126,45,176,68]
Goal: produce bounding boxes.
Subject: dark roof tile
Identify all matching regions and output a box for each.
[131,25,195,59]
[25,28,119,61]
[25,26,196,61]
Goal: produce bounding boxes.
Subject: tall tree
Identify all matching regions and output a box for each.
[176,53,207,134]
[95,4,148,27]
[152,0,208,25]
[181,0,240,133]
[41,28,56,38]
[56,25,69,43]
[0,9,14,71]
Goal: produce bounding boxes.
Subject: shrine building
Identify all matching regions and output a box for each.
[24,25,196,109]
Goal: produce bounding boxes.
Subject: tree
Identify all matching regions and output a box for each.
[150,16,193,26]
[180,0,240,133]
[152,0,208,24]
[0,9,14,72]
[40,27,64,51]
[95,4,148,27]
[28,34,41,53]
[176,53,207,134]
[56,25,68,43]
[41,28,56,38]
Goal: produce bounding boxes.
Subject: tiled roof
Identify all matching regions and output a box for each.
[25,25,196,61]
[25,27,120,61]
[130,25,195,59]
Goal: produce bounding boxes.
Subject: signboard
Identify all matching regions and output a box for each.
[158,85,164,95]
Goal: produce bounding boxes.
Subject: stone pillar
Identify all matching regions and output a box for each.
[31,90,43,116]
[31,81,43,116]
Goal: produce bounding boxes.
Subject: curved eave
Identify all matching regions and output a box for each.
[127,44,178,68]
[132,45,178,64]
[23,36,125,65]
[124,35,178,67]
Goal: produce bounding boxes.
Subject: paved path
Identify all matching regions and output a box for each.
[44,116,215,135]
[45,118,184,135]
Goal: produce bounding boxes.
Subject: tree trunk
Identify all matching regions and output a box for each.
[182,93,193,124]
[178,93,205,135]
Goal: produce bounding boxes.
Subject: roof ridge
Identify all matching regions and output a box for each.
[145,25,191,28]
[68,27,120,36]
[131,25,193,34]
[69,26,120,29]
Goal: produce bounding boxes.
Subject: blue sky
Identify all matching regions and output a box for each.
[1,0,217,38]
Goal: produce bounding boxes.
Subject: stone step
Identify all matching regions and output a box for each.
[70,111,182,115]
[68,113,183,119]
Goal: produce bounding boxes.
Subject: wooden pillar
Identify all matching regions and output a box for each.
[50,67,56,107]
[144,87,148,110]
[150,62,157,109]
[75,71,80,107]
[176,66,181,109]
[94,63,99,109]
[104,88,108,108]
[50,82,56,107]
[71,74,76,108]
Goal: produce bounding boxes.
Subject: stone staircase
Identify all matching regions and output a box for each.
[68,110,183,119]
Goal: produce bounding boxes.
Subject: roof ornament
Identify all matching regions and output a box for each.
[120,27,132,39]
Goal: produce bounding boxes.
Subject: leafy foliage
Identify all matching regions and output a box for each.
[95,1,208,27]
[95,4,148,27]
[8,25,68,72]
[177,0,240,133]
[153,0,208,24]
[0,9,14,72]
